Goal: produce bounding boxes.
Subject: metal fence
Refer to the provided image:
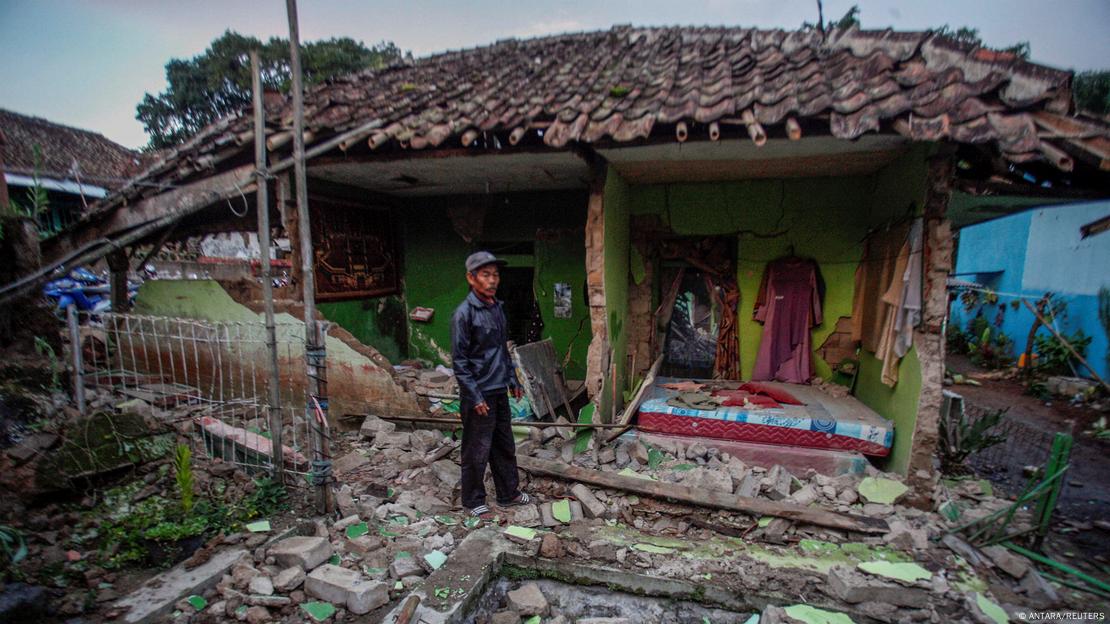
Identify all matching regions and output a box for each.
[68,311,327,486]
[961,398,1105,521]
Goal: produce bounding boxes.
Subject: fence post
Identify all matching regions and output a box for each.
[66,304,85,416]
[250,50,284,480]
[307,320,332,514]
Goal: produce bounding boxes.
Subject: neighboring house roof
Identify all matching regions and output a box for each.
[0,108,144,191]
[105,25,1109,210]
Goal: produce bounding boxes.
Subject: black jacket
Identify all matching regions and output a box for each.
[451,291,518,406]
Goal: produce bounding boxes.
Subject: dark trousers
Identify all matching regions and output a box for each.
[460,390,520,509]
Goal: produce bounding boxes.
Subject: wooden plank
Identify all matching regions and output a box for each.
[352,413,629,429]
[604,355,662,443]
[42,164,257,264]
[517,455,889,534]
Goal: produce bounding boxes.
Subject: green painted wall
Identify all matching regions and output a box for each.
[626,146,931,472]
[396,192,593,378]
[855,350,921,473]
[630,177,887,380]
[318,295,408,363]
[133,279,257,321]
[854,145,931,473]
[602,169,632,420]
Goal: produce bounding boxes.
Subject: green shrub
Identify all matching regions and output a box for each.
[1032,330,1092,377]
[946,324,971,354]
[173,444,194,515]
[939,406,1008,474]
[0,525,27,567]
[966,322,1014,369]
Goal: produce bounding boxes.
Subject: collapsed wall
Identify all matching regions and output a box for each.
[131,279,422,420]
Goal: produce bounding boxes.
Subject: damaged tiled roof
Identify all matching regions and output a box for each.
[0,108,145,189]
[104,25,1109,209]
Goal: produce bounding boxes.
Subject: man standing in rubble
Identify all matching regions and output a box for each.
[452,251,531,519]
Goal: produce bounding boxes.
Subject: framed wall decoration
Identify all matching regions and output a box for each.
[309,195,401,300]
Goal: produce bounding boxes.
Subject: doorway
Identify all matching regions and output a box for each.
[498,266,539,346]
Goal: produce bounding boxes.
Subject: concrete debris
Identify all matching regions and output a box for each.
[272,566,305,592]
[540,533,565,558]
[826,565,930,608]
[882,519,929,551]
[374,431,413,449]
[788,484,818,507]
[570,484,608,519]
[763,465,794,501]
[268,536,332,571]
[332,451,370,475]
[305,564,389,614]
[390,555,425,579]
[28,363,1089,624]
[410,429,444,453]
[507,582,550,616]
[1018,569,1060,608]
[597,447,617,465]
[359,414,396,440]
[679,467,733,494]
[431,459,462,485]
[980,545,1030,579]
[247,575,274,596]
[685,441,708,460]
[734,472,761,498]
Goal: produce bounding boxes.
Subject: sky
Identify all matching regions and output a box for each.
[1,0,1107,150]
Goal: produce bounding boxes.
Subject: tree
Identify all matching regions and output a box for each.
[832,5,860,31]
[809,6,1031,61]
[933,25,1030,60]
[1073,70,1110,117]
[137,31,405,149]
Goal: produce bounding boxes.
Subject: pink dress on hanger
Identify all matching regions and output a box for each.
[751,257,823,383]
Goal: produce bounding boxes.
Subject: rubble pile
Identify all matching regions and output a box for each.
[168,515,461,623]
[3,390,1100,622]
[392,364,460,414]
[321,413,1089,621]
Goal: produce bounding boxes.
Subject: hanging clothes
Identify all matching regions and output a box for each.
[875,218,924,386]
[710,275,741,380]
[752,256,824,383]
[851,221,911,352]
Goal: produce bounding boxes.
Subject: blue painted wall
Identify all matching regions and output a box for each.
[949,201,1110,380]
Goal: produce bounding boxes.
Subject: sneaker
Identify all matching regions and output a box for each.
[498,492,531,507]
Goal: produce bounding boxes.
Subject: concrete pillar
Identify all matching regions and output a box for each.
[625,217,659,381]
[905,155,955,508]
[584,172,608,403]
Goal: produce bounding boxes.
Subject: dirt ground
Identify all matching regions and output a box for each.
[946,353,1110,571]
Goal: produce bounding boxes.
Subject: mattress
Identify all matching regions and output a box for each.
[638,378,893,456]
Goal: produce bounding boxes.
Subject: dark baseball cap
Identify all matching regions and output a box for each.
[465,251,507,273]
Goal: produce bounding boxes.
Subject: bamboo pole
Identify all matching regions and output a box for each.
[1003,541,1110,596]
[286,0,330,514]
[251,51,285,480]
[1021,298,1110,392]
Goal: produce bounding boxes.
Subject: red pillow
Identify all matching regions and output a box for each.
[738,382,804,405]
